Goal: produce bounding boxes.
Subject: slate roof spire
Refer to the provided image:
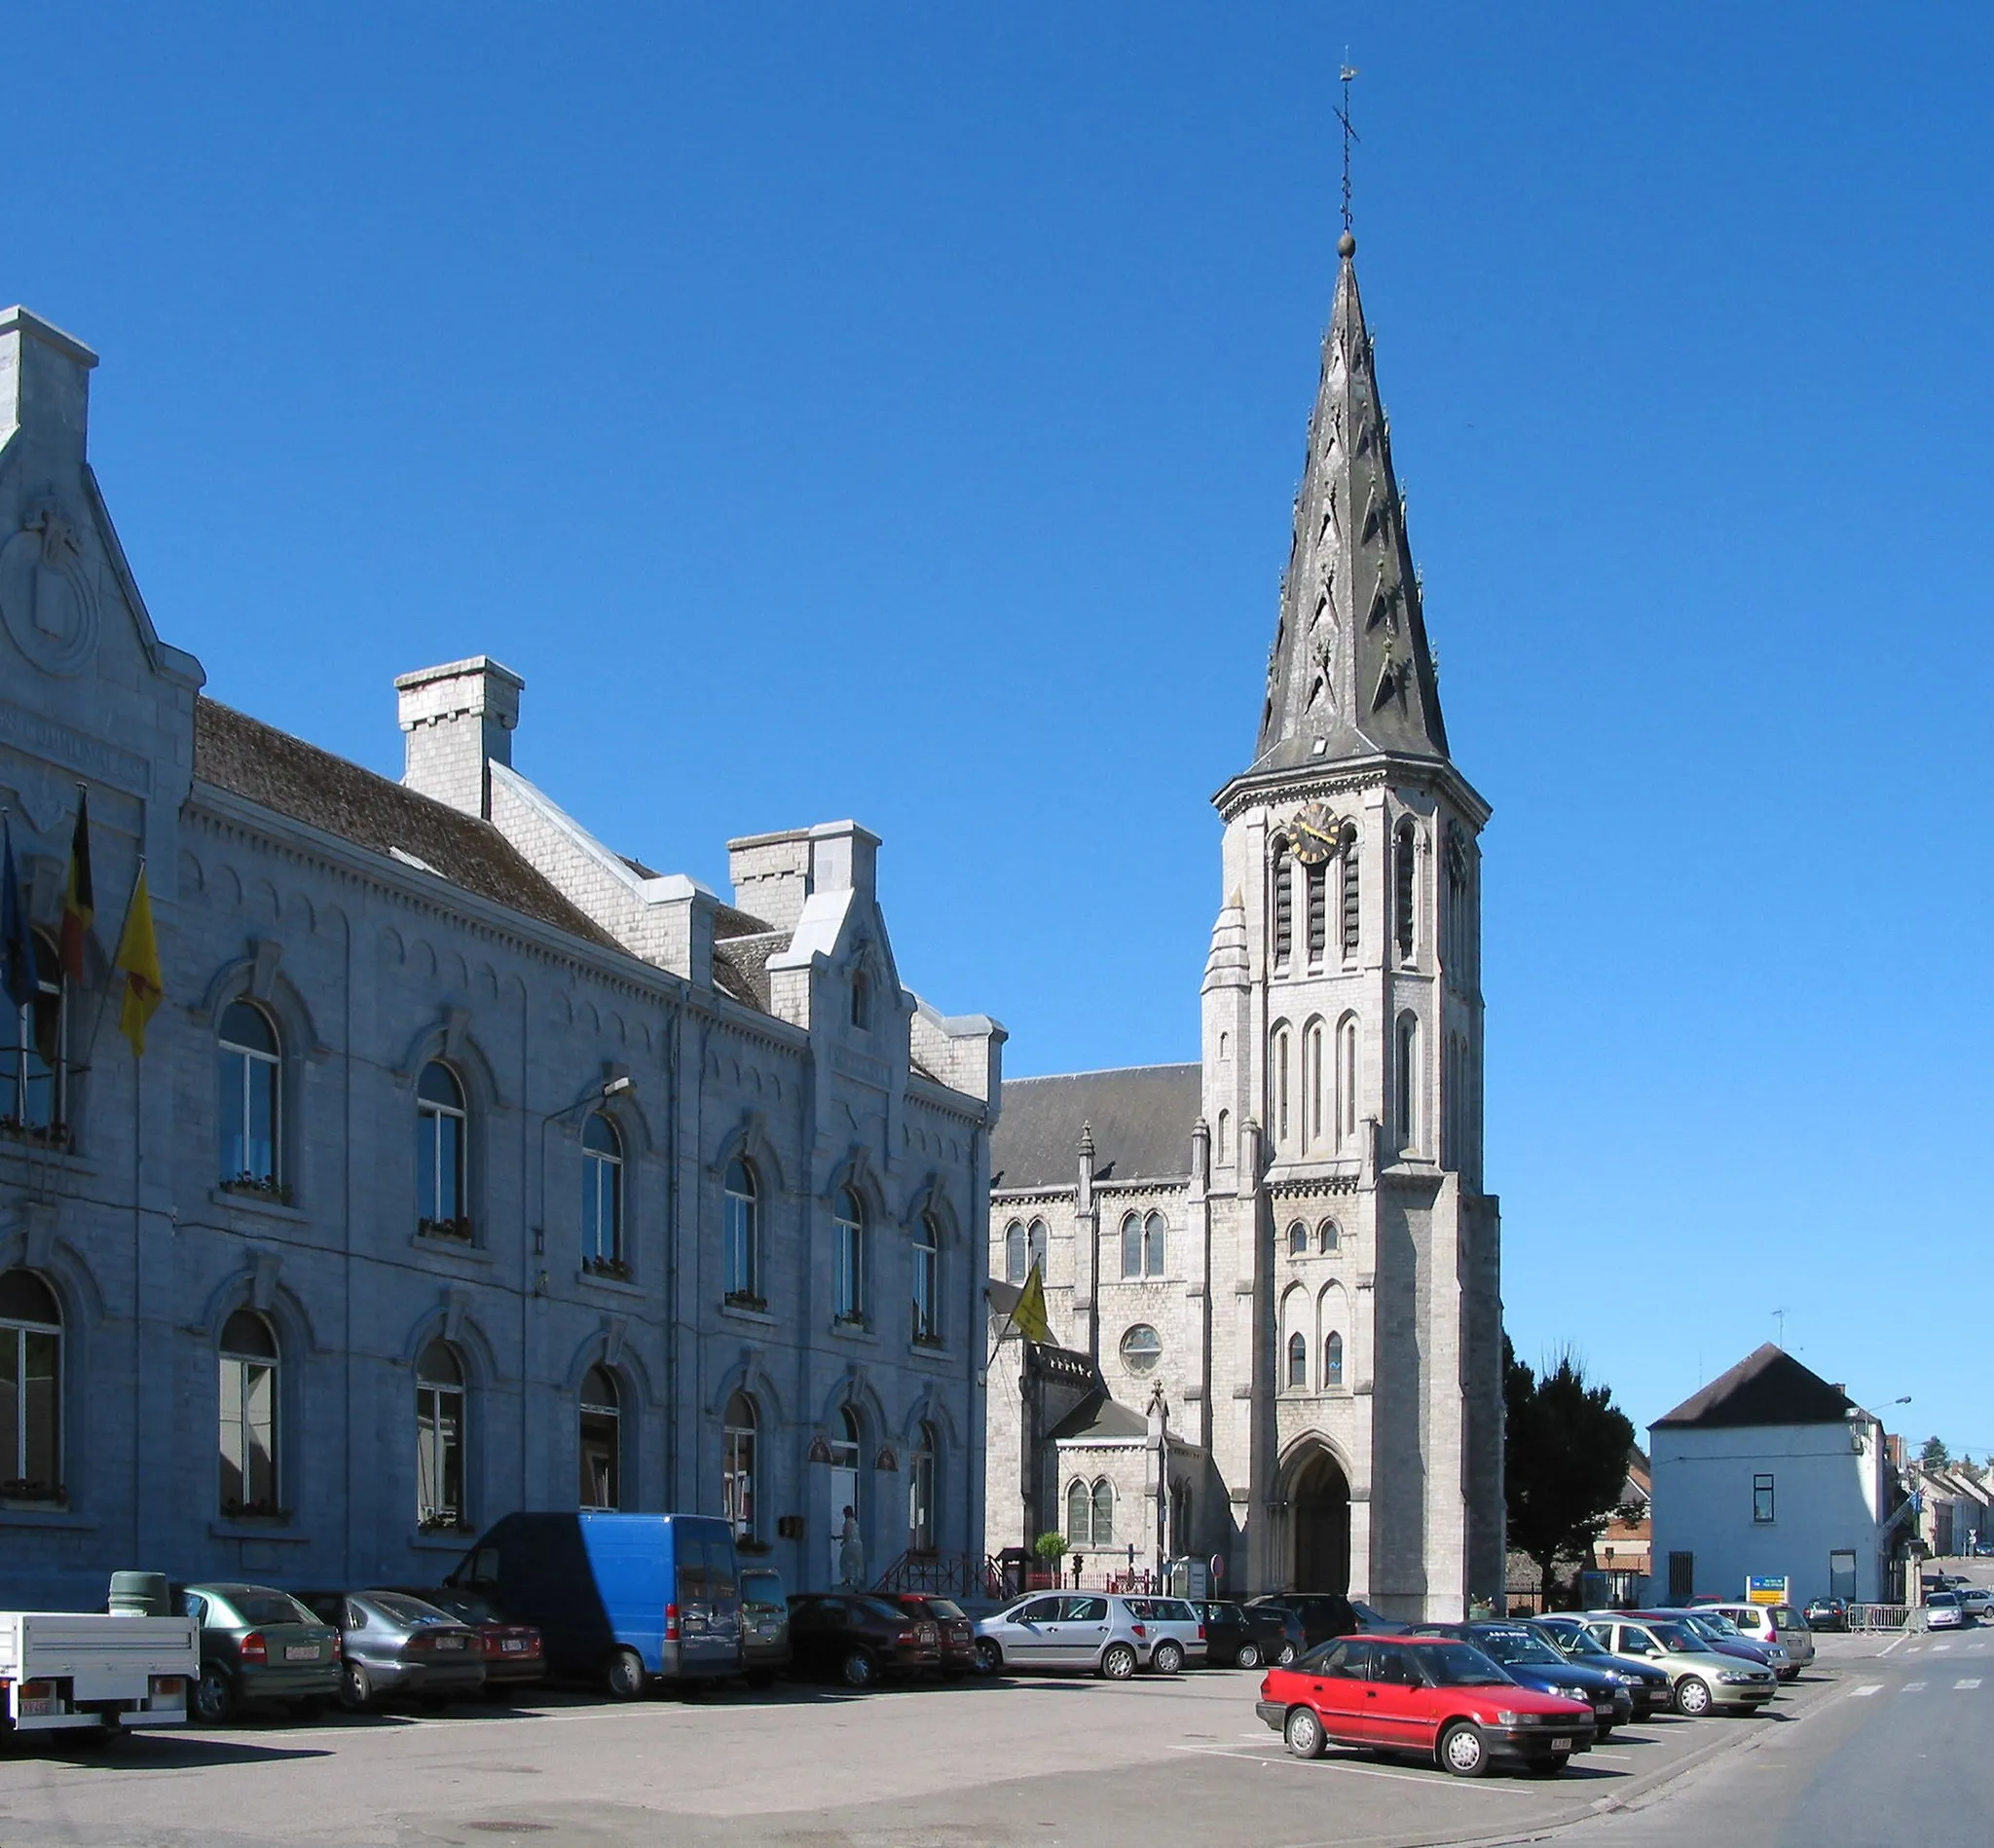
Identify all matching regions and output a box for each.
[1252,233,1450,773]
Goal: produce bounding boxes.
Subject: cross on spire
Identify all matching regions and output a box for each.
[1336,59,1359,237]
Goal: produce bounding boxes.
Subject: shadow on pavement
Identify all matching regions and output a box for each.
[21,1734,332,1770]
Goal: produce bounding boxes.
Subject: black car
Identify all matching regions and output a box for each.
[1197,1600,1308,1668]
[785,1593,941,1689]
[1412,1622,1632,1737]
[1245,1592,1360,1651]
[1802,1597,1847,1633]
[1529,1616,1672,1719]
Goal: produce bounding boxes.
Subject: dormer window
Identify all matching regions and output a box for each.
[851,970,871,1030]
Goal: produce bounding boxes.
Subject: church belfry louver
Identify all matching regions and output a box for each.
[985,231,1505,1619]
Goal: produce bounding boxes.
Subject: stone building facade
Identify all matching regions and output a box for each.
[985,237,1504,1618]
[0,303,1000,1608]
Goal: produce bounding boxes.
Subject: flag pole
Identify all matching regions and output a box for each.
[76,856,145,1079]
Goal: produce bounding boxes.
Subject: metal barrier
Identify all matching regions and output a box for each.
[1847,1604,1914,1632]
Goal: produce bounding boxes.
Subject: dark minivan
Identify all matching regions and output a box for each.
[448,1512,742,1697]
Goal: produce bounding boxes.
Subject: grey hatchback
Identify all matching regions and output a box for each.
[298,1590,486,1711]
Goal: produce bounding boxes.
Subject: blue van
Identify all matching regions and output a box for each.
[447,1512,742,1697]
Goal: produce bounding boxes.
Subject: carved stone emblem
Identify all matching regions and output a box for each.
[0,499,100,676]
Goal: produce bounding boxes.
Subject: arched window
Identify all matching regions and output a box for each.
[1142,1211,1166,1277]
[3,932,64,1139]
[1066,1477,1090,1544]
[1395,1013,1421,1152]
[833,1188,865,1322]
[1090,1477,1115,1546]
[1395,819,1418,959]
[912,1212,941,1344]
[217,1000,280,1190]
[579,1365,620,1510]
[581,1113,624,1270]
[1287,1330,1309,1389]
[1336,1014,1358,1145]
[722,1390,757,1538]
[1319,1219,1341,1254]
[1339,825,1360,958]
[1305,1018,1325,1148]
[0,1270,61,1500]
[1026,1217,1049,1277]
[218,1308,278,1516]
[1119,1323,1162,1376]
[1272,839,1294,969]
[723,1157,759,1303]
[1271,1023,1292,1150]
[415,1339,465,1530]
[1004,1221,1026,1284]
[908,1421,937,1552]
[1121,1211,1142,1279]
[851,969,871,1029]
[1306,859,1328,964]
[1216,1109,1231,1166]
[1325,1331,1345,1387]
[416,1061,466,1236]
[1287,1220,1310,1257]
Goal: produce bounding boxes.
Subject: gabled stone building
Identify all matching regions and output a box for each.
[985,234,1504,1618]
[0,303,1000,1608]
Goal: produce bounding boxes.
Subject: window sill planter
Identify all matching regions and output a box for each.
[220,1174,293,1205]
[417,1512,471,1536]
[911,1332,946,1352]
[719,1297,777,1327]
[2,1482,66,1508]
[0,1117,73,1152]
[830,1314,877,1344]
[582,1255,634,1282]
[418,1216,476,1244]
[219,1499,292,1522]
[723,1291,767,1312]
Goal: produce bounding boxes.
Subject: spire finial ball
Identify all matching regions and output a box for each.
[1338,231,1356,259]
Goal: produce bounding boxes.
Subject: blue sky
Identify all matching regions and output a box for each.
[10,4,1990,1449]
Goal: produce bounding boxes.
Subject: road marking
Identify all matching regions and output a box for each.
[1902,1682,1926,1693]
[1955,1679,1981,1689]
[1935,1643,1953,1651]
[1163,1743,1537,1792]
[1850,1684,1883,1698]
[1880,1634,1912,1655]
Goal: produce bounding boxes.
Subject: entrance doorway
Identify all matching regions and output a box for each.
[1287,1447,1350,1593]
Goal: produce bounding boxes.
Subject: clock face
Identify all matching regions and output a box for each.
[1291,803,1337,866]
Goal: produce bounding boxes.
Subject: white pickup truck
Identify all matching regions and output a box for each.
[0,1608,199,1738]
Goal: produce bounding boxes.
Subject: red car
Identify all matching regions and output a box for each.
[886,1594,976,1677]
[379,1586,545,1694]
[1256,1634,1594,1778]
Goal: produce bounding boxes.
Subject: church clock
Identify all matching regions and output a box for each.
[1290,803,1337,866]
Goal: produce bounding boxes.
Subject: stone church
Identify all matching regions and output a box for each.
[985,233,1504,1619]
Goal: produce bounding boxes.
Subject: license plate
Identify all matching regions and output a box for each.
[1595,1703,1614,1714]
[501,1638,528,1652]
[18,1695,55,1719]
[284,1645,318,1662]
[436,1637,466,1650]
[1551,1737,1573,1752]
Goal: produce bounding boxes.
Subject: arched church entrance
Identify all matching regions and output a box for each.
[1285,1445,1350,1594]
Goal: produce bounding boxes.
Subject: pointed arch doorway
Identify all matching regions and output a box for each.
[1285,1444,1351,1594]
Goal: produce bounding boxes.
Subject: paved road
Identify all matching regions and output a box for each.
[0,1644,1859,1848]
[1536,1626,1994,1848]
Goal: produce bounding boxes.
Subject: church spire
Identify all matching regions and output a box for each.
[1252,233,1449,773]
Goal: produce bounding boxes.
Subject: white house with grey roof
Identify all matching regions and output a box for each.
[0,303,1000,1608]
[985,232,1505,1618]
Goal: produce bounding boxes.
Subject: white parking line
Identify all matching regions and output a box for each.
[1164,1744,1538,1792]
[1955,1679,1981,1689]
[1850,1684,1883,1698]
[1902,1682,1926,1693]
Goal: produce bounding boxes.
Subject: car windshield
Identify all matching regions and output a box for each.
[854,1597,909,1624]
[370,1593,455,1625]
[1416,1642,1511,1686]
[1689,1612,1741,1637]
[221,1590,317,1627]
[1929,1593,1959,1607]
[1540,1626,1610,1661]
[922,1599,967,1620]
[740,1570,787,1609]
[1472,1629,1566,1667]
[424,1590,495,1623]
[1646,1621,1699,1651]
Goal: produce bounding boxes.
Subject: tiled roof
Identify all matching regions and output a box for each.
[1652,1345,1853,1430]
[1047,1391,1147,1443]
[712,931,783,1013]
[192,699,624,956]
[990,1063,1200,1191]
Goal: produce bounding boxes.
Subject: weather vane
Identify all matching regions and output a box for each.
[1335,56,1360,237]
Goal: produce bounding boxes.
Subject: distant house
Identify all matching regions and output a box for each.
[1590,1447,1651,1602]
[1647,1346,1899,1606]
[1910,1465,1991,1559]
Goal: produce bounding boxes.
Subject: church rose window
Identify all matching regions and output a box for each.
[1119,1324,1162,1376]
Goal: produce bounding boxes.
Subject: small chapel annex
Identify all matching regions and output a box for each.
[984,233,1506,1620]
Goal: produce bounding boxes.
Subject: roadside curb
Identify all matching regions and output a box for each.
[1344,1670,1852,1848]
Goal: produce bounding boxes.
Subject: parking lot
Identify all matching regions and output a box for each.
[0,1640,1882,1848]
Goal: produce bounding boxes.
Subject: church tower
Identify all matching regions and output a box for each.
[1202,230,1504,1617]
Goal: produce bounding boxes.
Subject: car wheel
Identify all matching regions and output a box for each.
[340,1662,372,1713]
[1675,1676,1713,1718]
[607,1648,646,1701]
[194,1666,237,1725]
[1235,1641,1262,1670]
[1153,1641,1185,1677]
[839,1649,877,1690]
[1274,1642,1298,1666]
[1283,1704,1326,1759]
[973,1639,1003,1677]
[1439,1721,1490,1778]
[1099,1642,1137,1681]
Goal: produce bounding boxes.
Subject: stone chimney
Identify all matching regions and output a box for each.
[395,657,524,818]
[0,307,96,468]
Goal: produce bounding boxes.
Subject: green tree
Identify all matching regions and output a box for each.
[1921,1435,1952,1470]
[1505,1339,1637,1609]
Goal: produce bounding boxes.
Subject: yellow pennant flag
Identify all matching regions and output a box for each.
[1010,1261,1052,1345]
[114,863,164,1055]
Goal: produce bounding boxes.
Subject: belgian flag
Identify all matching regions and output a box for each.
[58,789,94,983]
